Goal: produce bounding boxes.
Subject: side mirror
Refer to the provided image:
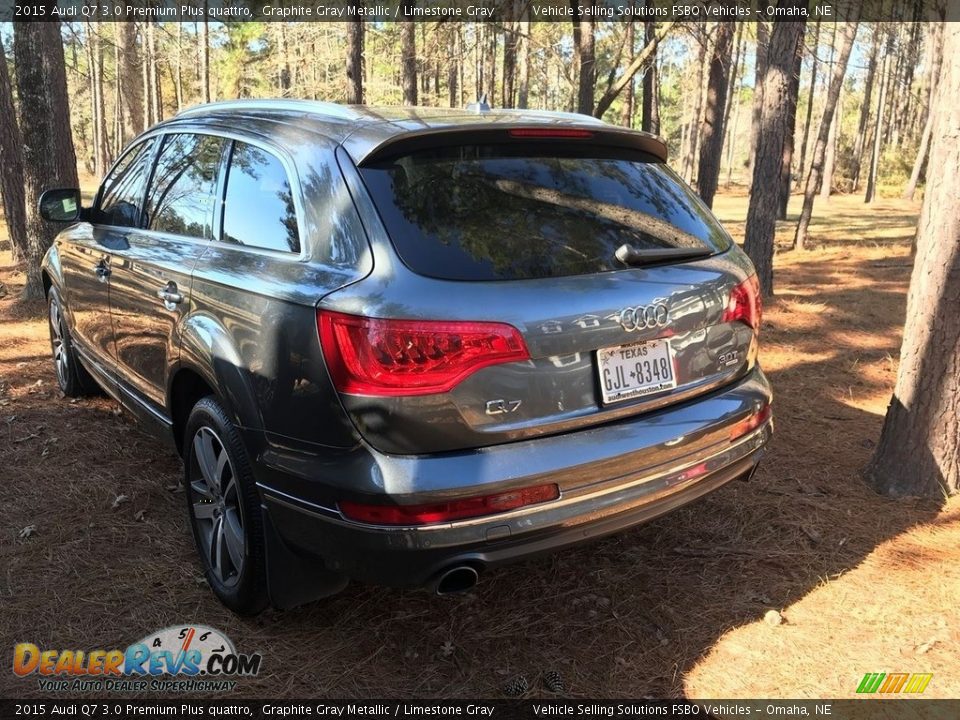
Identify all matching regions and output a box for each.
[39,188,82,223]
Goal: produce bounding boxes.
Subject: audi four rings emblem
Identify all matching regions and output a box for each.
[615,303,670,331]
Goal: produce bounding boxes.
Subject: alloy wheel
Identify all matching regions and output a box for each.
[188,426,245,587]
[49,300,69,387]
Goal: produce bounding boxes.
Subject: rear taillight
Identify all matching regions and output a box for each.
[722,275,762,331]
[339,483,560,526]
[317,310,530,396]
[729,403,772,441]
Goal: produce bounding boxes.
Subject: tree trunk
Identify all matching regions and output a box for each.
[796,20,820,188]
[867,23,960,498]
[724,48,745,186]
[174,23,183,110]
[146,20,160,121]
[903,108,932,202]
[401,4,418,106]
[87,23,109,177]
[85,24,100,175]
[851,29,879,192]
[641,17,659,133]
[881,31,899,149]
[502,3,518,108]
[903,22,943,201]
[13,21,79,300]
[747,19,769,184]
[0,33,28,263]
[112,31,122,156]
[95,24,109,171]
[486,22,498,104]
[820,90,840,199]
[621,19,636,128]
[200,13,211,103]
[743,12,805,298]
[448,28,459,108]
[117,22,143,142]
[864,37,891,204]
[777,35,803,219]
[517,15,530,109]
[594,22,674,120]
[896,18,923,143]
[141,22,151,126]
[572,9,595,115]
[722,22,744,144]
[683,33,709,184]
[346,11,365,104]
[793,20,858,250]
[696,22,734,209]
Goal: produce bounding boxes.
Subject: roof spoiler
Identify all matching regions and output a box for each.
[353,125,669,166]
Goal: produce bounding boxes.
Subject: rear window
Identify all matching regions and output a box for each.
[359,144,732,281]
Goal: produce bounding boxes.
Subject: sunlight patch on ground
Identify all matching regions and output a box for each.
[684,500,960,699]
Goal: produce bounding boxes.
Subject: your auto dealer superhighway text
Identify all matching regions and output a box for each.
[261,706,496,717]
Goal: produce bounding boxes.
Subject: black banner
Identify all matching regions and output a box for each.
[4,700,960,720]
[1,0,957,23]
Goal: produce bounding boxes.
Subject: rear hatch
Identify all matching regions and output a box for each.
[320,130,761,455]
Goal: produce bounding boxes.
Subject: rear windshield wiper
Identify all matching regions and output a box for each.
[615,244,714,268]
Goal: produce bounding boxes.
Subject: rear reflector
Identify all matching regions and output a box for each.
[508,128,594,139]
[339,483,561,526]
[722,274,762,331]
[729,403,772,441]
[317,310,529,396]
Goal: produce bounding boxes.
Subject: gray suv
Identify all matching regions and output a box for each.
[39,100,772,615]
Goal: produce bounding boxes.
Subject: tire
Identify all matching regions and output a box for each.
[47,286,98,397]
[183,396,269,615]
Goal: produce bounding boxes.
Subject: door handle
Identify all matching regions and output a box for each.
[157,282,184,310]
[93,261,111,282]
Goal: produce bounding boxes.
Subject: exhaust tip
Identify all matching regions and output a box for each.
[435,566,479,595]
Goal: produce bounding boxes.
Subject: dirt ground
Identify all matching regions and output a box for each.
[1,191,957,699]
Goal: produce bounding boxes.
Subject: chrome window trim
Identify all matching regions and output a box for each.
[97,124,311,264]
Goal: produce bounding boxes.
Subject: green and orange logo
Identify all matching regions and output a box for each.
[856,673,932,694]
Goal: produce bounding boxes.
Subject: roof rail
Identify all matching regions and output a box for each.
[175,99,364,121]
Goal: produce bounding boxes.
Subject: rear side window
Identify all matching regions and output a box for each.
[222,142,300,253]
[359,144,732,281]
[97,139,155,228]
[145,133,225,239]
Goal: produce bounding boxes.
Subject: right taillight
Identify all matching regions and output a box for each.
[317,310,530,397]
[722,274,762,332]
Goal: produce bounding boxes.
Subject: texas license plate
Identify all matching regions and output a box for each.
[597,338,676,404]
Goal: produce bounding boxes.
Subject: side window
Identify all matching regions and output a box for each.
[222,142,300,253]
[144,133,225,239]
[97,139,155,228]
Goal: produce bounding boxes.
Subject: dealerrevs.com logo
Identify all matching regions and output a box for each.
[13,625,262,693]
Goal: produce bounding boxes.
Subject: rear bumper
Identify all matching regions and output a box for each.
[257,366,772,589]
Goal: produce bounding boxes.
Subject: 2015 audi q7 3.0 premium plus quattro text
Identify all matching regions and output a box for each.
[39,100,772,614]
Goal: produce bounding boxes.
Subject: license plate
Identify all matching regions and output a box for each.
[597,338,676,404]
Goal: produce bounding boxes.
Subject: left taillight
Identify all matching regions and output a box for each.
[722,274,762,332]
[339,483,560,526]
[317,310,530,396]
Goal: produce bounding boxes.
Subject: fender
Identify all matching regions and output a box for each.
[172,311,263,433]
[41,242,66,293]
[40,238,83,339]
